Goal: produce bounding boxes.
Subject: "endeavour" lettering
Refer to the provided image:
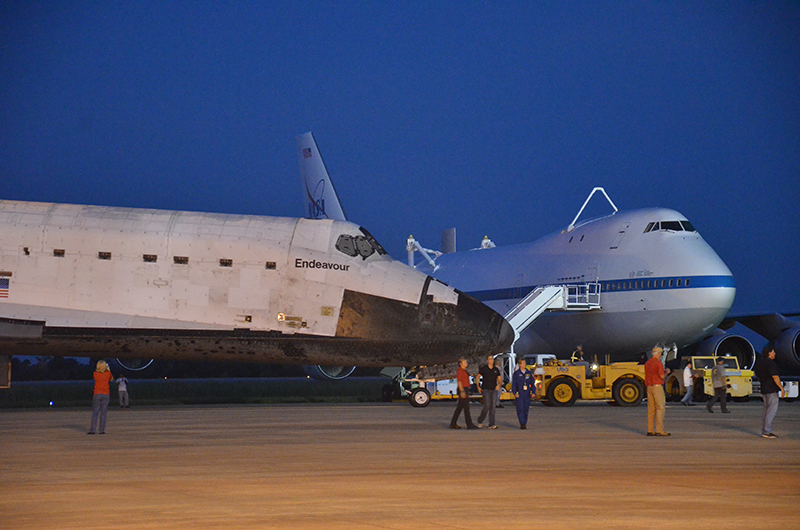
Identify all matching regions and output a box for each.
[295,258,350,271]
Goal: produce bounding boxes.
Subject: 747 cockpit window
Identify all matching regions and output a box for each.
[336,228,388,261]
[644,220,698,233]
[660,221,683,231]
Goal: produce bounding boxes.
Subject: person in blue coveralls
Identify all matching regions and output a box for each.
[511,357,535,429]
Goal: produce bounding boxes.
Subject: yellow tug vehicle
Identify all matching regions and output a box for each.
[534,359,646,407]
[665,355,753,402]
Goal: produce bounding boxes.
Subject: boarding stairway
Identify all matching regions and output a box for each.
[505,282,601,341]
[502,282,601,379]
[413,282,601,381]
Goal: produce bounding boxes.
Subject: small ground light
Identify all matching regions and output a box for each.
[49,401,54,406]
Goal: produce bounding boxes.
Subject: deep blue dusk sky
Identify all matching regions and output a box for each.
[1,2,798,316]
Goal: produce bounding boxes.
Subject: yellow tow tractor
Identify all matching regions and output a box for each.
[665,355,753,402]
[533,358,646,407]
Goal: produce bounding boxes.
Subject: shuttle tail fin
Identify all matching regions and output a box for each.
[296,132,347,221]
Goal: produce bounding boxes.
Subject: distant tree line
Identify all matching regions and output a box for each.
[11,357,94,381]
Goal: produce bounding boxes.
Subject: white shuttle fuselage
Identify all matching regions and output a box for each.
[0,200,513,368]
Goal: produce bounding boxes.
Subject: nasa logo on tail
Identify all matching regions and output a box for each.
[296,132,347,221]
[306,179,328,219]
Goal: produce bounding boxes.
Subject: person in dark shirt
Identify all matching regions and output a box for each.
[477,355,502,429]
[754,345,783,438]
[570,344,591,377]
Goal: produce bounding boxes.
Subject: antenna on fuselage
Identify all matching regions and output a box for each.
[566,187,619,232]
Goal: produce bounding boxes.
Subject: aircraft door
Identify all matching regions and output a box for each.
[610,222,630,249]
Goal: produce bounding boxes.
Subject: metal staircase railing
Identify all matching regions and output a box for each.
[501,282,602,381]
[565,282,601,309]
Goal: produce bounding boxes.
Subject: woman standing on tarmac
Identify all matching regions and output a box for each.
[88,360,113,435]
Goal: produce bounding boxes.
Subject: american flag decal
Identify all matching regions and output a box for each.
[303,147,312,159]
[0,278,8,298]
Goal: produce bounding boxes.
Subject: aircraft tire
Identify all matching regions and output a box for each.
[409,388,431,408]
[546,379,578,406]
[612,378,644,407]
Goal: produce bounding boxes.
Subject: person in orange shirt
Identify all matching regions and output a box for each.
[644,346,671,436]
[449,358,478,429]
[88,360,113,435]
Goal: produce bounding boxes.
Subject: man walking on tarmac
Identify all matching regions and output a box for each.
[477,354,502,429]
[450,359,478,429]
[511,357,535,430]
[645,346,671,436]
[681,361,696,406]
[706,357,730,413]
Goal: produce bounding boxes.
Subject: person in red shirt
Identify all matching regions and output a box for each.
[88,360,113,435]
[449,359,478,429]
[644,346,670,436]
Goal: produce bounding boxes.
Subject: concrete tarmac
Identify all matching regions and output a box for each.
[1,400,798,529]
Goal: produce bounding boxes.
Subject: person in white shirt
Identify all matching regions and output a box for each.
[117,375,129,408]
[680,363,695,406]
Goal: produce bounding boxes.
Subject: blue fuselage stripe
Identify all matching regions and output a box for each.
[467,275,736,303]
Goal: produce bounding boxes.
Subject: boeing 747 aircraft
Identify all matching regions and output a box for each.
[415,195,741,361]
[298,132,800,377]
[0,200,513,385]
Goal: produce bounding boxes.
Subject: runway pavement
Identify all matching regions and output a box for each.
[1,399,798,529]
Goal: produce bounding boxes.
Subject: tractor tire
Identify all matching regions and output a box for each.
[612,378,644,407]
[546,379,578,406]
